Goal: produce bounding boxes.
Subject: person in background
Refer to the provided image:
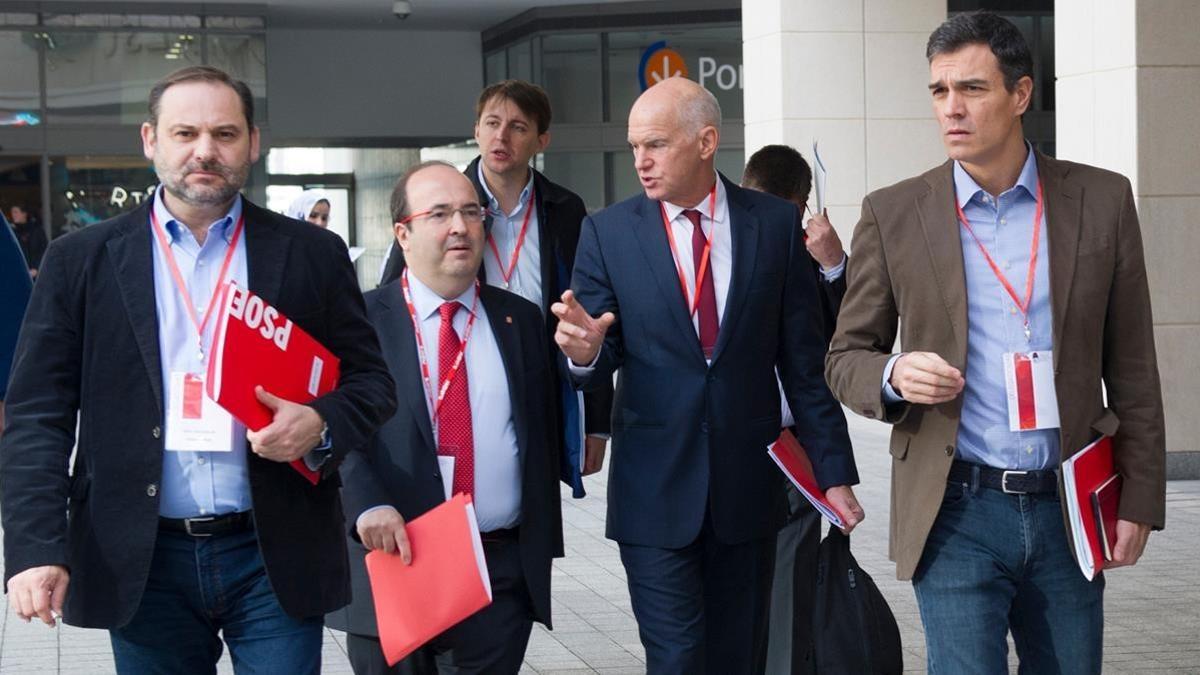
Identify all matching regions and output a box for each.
[286,189,332,228]
[8,204,47,278]
[741,144,848,674]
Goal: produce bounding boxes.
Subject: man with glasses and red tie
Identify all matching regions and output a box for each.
[329,161,563,675]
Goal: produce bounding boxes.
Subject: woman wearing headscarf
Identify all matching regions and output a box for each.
[285,189,331,228]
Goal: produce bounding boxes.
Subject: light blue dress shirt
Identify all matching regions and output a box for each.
[151,190,253,518]
[478,163,543,311]
[884,145,1059,470]
[406,272,522,532]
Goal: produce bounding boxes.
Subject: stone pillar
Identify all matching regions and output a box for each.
[742,0,946,244]
[1056,0,1200,478]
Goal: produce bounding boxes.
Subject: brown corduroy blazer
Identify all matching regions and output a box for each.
[825,150,1166,580]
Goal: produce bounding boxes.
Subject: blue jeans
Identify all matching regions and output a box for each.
[913,479,1104,674]
[110,526,323,675]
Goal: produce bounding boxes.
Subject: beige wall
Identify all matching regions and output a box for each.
[742,0,947,247]
[1057,0,1200,478]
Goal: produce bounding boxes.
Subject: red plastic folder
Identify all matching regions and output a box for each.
[1061,435,1121,581]
[768,429,845,529]
[365,494,493,666]
[205,282,340,485]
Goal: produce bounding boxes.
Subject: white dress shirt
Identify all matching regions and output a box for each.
[478,163,543,311]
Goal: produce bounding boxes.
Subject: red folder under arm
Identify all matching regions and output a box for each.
[205,282,341,484]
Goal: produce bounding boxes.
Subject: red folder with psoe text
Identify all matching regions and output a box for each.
[205,282,340,485]
[365,493,493,666]
[1061,435,1121,581]
[768,429,845,529]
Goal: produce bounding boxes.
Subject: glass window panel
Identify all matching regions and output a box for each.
[43,14,201,29]
[45,32,202,125]
[715,148,745,183]
[207,34,268,124]
[541,34,601,124]
[48,155,159,237]
[0,32,41,126]
[207,16,266,30]
[0,14,38,26]
[541,151,604,212]
[607,26,744,122]
[485,51,506,85]
[608,150,643,204]
[507,41,532,82]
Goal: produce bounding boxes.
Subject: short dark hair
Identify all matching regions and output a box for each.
[475,80,552,135]
[742,145,813,205]
[148,66,255,130]
[926,11,1034,92]
[390,160,460,225]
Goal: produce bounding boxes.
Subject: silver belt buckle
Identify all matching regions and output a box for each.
[1001,470,1029,494]
[184,516,216,537]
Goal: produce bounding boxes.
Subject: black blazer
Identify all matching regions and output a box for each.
[380,158,614,487]
[569,176,859,549]
[0,199,396,628]
[326,282,563,636]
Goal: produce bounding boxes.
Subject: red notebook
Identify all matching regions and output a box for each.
[767,429,845,529]
[205,282,341,485]
[1061,435,1121,580]
[365,494,493,666]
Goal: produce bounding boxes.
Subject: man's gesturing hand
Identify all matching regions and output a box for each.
[7,565,69,626]
[890,352,965,405]
[246,386,325,462]
[551,290,615,366]
[357,507,412,565]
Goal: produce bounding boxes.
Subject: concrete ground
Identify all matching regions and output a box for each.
[2,411,1198,673]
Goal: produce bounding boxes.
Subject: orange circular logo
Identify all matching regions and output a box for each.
[639,41,689,91]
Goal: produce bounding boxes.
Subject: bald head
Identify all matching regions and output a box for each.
[627,77,722,205]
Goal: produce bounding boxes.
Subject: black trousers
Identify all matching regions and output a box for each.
[346,536,534,675]
[765,482,824,674]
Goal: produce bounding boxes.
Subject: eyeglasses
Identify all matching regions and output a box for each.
[399,205,486,226]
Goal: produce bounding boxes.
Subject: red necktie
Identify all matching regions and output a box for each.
[436,301,474,496]
[684,209,719,358]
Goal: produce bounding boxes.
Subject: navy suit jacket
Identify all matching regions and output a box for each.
[327,282,563,636]
[570,176,858,548]
[0,199,396,628]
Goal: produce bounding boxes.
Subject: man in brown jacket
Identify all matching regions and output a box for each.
[826,12,1165,674]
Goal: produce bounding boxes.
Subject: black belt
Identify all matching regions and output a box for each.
[480,526,519,543]
[948,460,1059,495]
[159,511,253,537]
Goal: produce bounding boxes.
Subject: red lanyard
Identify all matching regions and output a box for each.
[955,180,1044,341]
[485,187,536,288]
[150,209,245,361]
[401,269,480,436]
[660,184,718,318]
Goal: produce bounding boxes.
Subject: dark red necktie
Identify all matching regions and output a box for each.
[436,301,474,496]
[683,209,719,358]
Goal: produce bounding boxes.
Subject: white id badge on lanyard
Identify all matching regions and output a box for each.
[165,371,234,452]
[1002,351,1060,432]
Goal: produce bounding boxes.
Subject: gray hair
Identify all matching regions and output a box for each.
[680,85,722,136]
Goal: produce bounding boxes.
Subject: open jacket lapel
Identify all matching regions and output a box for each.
[106,203,164,415]
[629,195,706,361]
[242,201,290,304]
[916,161,969,362]
[711,178,758,364]
[482,290,528,463]
[377,281,437,453]
[1038,153,1081,356]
